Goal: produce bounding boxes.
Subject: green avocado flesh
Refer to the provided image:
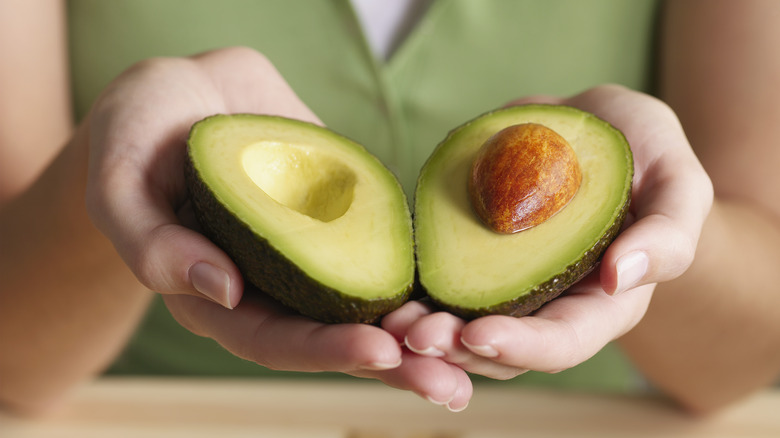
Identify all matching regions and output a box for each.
[185,114,415,323]
[415,105,633,319]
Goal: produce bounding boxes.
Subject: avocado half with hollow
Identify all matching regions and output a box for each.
[184,114,415,323]
[414,104,633,319]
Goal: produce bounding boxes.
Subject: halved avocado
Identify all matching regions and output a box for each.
[414,105,633,319]
[185,114,415,323]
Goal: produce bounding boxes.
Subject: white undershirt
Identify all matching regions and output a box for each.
[350,0,423,60]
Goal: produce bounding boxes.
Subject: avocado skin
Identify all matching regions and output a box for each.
[184,133,413,325]
[425,194,630,320]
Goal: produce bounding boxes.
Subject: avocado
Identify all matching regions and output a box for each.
[185,114,415,323]
[414,105,633,319]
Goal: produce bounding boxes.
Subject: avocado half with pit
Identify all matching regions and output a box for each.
[184,114,415,323]
[414,104,633,319]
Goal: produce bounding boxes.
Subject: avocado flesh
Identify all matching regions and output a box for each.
[185,114,415,323]
[415,105,633,319]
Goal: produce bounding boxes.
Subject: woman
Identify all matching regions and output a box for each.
[1,0,778,415]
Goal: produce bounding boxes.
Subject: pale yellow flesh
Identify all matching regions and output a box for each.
[415,107,631,309]
[191,116,413,299]
[243,142,357,223]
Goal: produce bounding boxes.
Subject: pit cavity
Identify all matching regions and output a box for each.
[242,141,356,222]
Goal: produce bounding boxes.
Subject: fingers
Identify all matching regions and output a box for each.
[600,212,691,295]
[355,351,473,413]
[600,143,711,295]
[377,301,476,410]
[459,282,654,373]
[403,311,527,380]
[191,47,323,125]
[381,300,436,341]
[165,293,473,412]
[390,302,526,380]
[139,223,244,308]
[397,275,653,377]
[164,292,403,372]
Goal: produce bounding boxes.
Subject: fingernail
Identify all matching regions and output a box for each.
[426,394,453,406]
[358,358,402,371]
[447,401,469,413]
[190,262,232,308]
[460,338,499,358]
[404,336,445,357]
[615,251,649,295]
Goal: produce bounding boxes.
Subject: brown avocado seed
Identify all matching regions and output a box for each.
[469,123,582,234]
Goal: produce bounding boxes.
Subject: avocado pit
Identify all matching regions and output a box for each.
[469,123,582,233]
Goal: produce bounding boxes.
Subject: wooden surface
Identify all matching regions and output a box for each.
[1,377,779,437]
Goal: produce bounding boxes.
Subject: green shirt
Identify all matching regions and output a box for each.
[68,0,660,392]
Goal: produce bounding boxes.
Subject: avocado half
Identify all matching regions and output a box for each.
[414,105,633,319]
[184,114,415,323]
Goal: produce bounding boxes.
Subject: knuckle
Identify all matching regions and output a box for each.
[204,46,273,72]
[677,234,698,274]
[129,246,162,292]
[665,224,698,277]
[226,45,269,63]
[128,225,182,293]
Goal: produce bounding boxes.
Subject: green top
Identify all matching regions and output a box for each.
[68,0,660,392]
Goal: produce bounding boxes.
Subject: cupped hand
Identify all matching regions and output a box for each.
[85,46,320,309]
[83,47,471,409]
[386,84,713,392]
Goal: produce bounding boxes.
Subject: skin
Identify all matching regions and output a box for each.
[619,0,780,414]
[0,0,71,203]
[0,0,151,413]
[1,0,777,416]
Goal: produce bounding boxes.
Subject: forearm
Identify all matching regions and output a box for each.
[619,198,780,414]
[0,0,72,203]
[0,124,152,414]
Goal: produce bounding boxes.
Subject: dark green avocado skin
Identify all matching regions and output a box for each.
[426,194,630,320]
[184,148,413,325]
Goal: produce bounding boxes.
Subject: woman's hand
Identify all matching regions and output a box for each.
[83,47,472,409]
[85,47,321,310]
[385,84,712,387]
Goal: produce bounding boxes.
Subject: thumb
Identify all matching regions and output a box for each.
[82,54,249,308]
[555,85,713,295]
[599,213,692,296]
[134,221,244,309]
[87,172,244,308]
